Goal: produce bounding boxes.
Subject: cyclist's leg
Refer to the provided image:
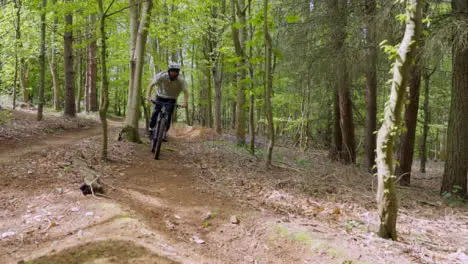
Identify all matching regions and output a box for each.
[149,99,163,134]
[165,99,177,132]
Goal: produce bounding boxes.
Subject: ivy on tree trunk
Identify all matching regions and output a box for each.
[375,0,421,240]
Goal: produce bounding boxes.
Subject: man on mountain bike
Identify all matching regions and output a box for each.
[146,63,188,141]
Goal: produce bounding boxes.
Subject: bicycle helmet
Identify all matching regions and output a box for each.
[168,63,181,73]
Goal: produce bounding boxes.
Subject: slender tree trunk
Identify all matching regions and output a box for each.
[395,66,422,186]
[122,0,153,142]
[123,0,141,141]
[249,93,255,153]
[19,59,29,103]
[330,91,342,160]
[231,101,236,129]
[376,0,421,240]
[306,73,312,148]
[179,49,190,125]
[206,67,213,128]
[37,0,46,120]
[213,64,223,133]
[13,0,22,110]
[84,21,91,113]
[97,0,109,160]
[248,0,255,153]
[76,30,83,114]
[365,0,377,171]
[395,2,428,185]
[264,0,274,166]
[231,0,247,145]
[420,73,431,173]
[63,1,76,118]
[332,0,355,164]
[50,0,60,111]
[190,44,196,126]
[441,0,468,197]
[89,14,98,112]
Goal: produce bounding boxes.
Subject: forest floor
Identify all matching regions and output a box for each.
[0,109,467,264]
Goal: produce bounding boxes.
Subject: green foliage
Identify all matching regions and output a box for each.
[442,185,465,205]
[0,108,12,126]
[0,0,456,173]
[285,15,300,24]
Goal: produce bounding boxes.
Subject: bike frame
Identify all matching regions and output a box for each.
[150,100,179,159]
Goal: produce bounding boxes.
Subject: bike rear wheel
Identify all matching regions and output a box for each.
[154,117,167,160]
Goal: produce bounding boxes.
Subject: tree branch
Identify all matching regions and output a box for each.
[106,0,147,18]
[104,0,116,16]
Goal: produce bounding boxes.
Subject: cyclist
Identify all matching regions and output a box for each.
[146,63,188,141]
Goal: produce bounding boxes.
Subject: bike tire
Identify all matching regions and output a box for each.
[151,126,158,153]
[154,117,167,160]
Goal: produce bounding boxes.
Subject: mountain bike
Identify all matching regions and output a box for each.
[150,100,179,160]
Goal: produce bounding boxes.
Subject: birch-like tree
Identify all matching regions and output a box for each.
[122,0,153,142]
[375,0,422,240]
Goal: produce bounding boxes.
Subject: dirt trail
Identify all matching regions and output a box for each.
[0,121,218,263]
[0,114,123,163]
[1,116,466,264]
[0,121,320,263]
[0,126,102,163]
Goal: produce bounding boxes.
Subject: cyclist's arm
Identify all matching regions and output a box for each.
[145,83,153,100]
[146,80,157,100]
[147,73,164,100]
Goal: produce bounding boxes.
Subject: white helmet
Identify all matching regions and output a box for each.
[168,63,181,72]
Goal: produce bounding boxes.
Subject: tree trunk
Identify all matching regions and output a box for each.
[441,0,468,197]
[76,30,83,114]
[123,0,141,141]
[190,44,196,126]
[248,0,255,153]
[330,90,342,160]
[50,0,60,111]
[365,0,377,171]
[213,65,223,133]
[231,101,236,129]
[122,0,153,142]
[63,1,76,118]
[19,59,29,103]
[395,66,422,186]
[88,14,98,112]
[37,0,46,121]
[13,0,22,110]
[331,0,355,164]
[208,69,213,128]
[264,0,274,166]
[207,2,224,134]
[179,49,190,125]
[231,0,247,145]
[375,0,421,240]
[84,21,91,113]
[97,0,109,160]
[420,72,431,173]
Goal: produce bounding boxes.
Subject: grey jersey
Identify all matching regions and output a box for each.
[152,72,187,99]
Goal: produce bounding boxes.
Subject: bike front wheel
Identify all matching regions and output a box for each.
[154,117,167,160]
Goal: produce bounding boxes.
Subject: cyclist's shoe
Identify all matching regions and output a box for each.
[163,132,168,142]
